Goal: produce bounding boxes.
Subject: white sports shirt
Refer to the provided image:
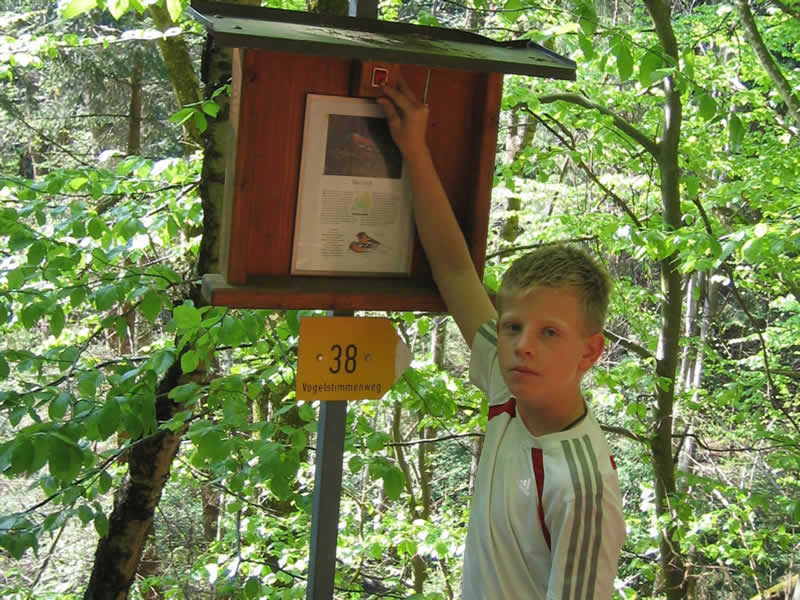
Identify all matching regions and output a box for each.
[462,321,626,600]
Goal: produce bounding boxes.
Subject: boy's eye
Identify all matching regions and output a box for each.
[542,327,558,337]
[502,322,521,332]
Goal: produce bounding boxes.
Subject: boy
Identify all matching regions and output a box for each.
[378,80,625,599]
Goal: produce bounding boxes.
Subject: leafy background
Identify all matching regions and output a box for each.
[0,0,798,598]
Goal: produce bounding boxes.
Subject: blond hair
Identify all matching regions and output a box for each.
[497,244,611,333]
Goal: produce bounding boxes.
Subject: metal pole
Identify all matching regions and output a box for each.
[306,310,351,600]
[306,400,347,600]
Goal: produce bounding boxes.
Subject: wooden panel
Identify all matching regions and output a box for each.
[218,55,501,310]
[230,50,352,281]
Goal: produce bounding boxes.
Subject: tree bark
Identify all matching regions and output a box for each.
[643,0,687,596]
[84,362,185,599]
[148,3,203,149]
[734,0,800,128]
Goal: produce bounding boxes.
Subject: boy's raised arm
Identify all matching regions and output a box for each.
[378,80,497,346]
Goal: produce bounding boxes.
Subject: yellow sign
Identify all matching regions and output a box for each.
[296,317,411,401]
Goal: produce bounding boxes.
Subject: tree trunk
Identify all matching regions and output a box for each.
[84,362,185,599]
[642,0,688,596]
[148,3,203,149]
[733,0,800,128]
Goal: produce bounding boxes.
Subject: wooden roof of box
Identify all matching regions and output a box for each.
[189,0,576,80]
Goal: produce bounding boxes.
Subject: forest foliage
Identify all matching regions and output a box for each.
[0,0,798,598]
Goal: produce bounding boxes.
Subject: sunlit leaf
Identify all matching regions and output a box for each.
[61,0,97,20]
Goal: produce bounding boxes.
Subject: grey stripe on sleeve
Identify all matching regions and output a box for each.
[477,321,497,346]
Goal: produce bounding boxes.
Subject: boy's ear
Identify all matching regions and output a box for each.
[579,332,605,372]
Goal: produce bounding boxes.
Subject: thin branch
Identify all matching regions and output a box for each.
[600,424,649,444]
[604,329,653,360]
[537,93,660,158]
[386,432,484,447]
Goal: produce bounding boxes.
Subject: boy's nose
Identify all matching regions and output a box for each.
[514,332,535,357]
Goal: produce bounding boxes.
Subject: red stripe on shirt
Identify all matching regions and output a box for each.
[610,455,617,470]
[488,397,516,420]
[531,448,552,551]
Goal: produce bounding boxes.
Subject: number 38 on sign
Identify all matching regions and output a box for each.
[296,317,411,401]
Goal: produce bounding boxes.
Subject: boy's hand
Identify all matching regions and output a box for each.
[377,78,429,157]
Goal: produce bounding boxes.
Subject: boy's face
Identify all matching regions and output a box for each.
[496,286,604,412]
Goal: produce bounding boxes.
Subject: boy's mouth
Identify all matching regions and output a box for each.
[511,366,538,376]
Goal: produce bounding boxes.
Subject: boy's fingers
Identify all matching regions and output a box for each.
[381,83,410,115]
[376,97,399,124]
[395,76,418,102]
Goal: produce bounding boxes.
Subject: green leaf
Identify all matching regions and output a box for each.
[683,176,700,199]
[169,382,202,404]
[97,470,113,494]
[139,290,163,323]
[27,241,46,265]
[0,355,8,379]
[61,0,97,19]
[107,0,129,20]
[166,0,183,21]
[298,402,314,422]
[114,317,128,342]
[728,114,745,151]
[94,511,109,537]
[366,432,389,452]
[382,466,405,500]
[6,268,25,290]
[87,217,106,240]
[77,504,94,525]
[286,310,300,336]
[201,101,220,117]
[348,455,364,474]
[21,303,45,330]
[222,396,248,428]
[49,393,70,421]
[98,399,121,440]
[613,40,633,82]
[219,315,245,346]
[639,49,662,86]
[49,306,66,338]
[197,429,228,462]
[244,577,261,599]
[11,438,34,475]
[500,0,521,24]
[48,439,82,483]
[94,285,118,311]
[181,350,200,374]
[70,286,87,308]
[173,303,202,330]
[78,371,101,398]
[698,94,716,120]
[578,32,593,60]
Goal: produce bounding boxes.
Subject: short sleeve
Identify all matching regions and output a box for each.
[468,320,513,407]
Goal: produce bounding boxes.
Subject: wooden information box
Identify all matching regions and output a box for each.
[190,1,576,312]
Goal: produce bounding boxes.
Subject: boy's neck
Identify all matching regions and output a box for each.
[515,391,586,437]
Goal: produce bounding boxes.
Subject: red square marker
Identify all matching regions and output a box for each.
[371,68,388,87]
